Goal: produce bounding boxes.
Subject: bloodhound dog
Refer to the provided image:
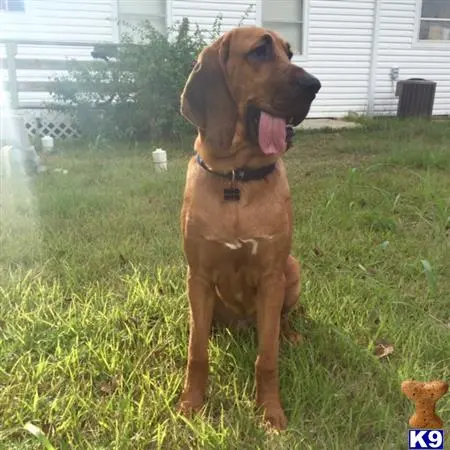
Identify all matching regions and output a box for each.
[178,26,321,430]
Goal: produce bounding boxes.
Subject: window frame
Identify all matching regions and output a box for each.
[257,0,308,59]
[0,0,25,12]
[117,0,168,39]
[414,0,450,46]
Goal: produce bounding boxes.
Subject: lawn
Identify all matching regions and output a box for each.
[0,117,449,449]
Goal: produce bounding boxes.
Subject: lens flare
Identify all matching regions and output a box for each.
[0,80,42,276]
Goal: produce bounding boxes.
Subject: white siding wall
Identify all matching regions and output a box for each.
[1,0,116,106]
[4,0,449,116]
[373,0,450,115]
[0,0,115,43]
[171,0,257,36]
[294,0,376,118]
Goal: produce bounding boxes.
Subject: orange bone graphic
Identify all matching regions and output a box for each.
[402,380,448,429]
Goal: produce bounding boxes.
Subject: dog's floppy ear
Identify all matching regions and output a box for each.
[180,34,237,153]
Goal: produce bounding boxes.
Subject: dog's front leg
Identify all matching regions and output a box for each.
[179,270,215,415]
[255,272,287,431]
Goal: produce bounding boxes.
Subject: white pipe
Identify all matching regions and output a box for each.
[367,0,382,116]
[152,148,167,172]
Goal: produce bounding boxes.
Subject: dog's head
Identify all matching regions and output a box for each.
[180,26,321,158]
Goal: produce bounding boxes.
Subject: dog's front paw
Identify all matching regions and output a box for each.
[260,402,288,431]
[178,390,204,417]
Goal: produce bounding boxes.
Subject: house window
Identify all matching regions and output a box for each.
[0,0,25,11]
[118,0,166,36]
[143,0,166,34]
[262,0,304,53]
[419,0,450,40]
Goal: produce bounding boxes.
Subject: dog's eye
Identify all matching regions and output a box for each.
[248,43,271,62]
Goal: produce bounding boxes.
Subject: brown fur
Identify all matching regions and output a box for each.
[178,26,320,430]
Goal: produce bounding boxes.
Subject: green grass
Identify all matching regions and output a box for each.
[1,117,449,449]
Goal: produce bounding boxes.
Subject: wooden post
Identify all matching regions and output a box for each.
[6,42,19,109]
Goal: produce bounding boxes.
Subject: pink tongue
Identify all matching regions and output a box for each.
[258,111,287,155]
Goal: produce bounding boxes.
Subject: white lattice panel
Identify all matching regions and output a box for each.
[20,109,81,140]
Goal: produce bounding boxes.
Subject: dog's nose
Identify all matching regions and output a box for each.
[297,72,321,94]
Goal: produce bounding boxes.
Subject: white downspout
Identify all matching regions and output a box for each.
[166,0,173,29]
[367,0,382,115]
[255,0,262,26]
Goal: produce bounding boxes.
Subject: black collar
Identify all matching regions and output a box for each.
[195,153,276,182]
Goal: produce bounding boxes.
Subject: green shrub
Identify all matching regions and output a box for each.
[49,17,223,142]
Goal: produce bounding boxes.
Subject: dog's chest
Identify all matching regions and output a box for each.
[182,168,292,271]
[185,192,290,240]
[185,207,288,261]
